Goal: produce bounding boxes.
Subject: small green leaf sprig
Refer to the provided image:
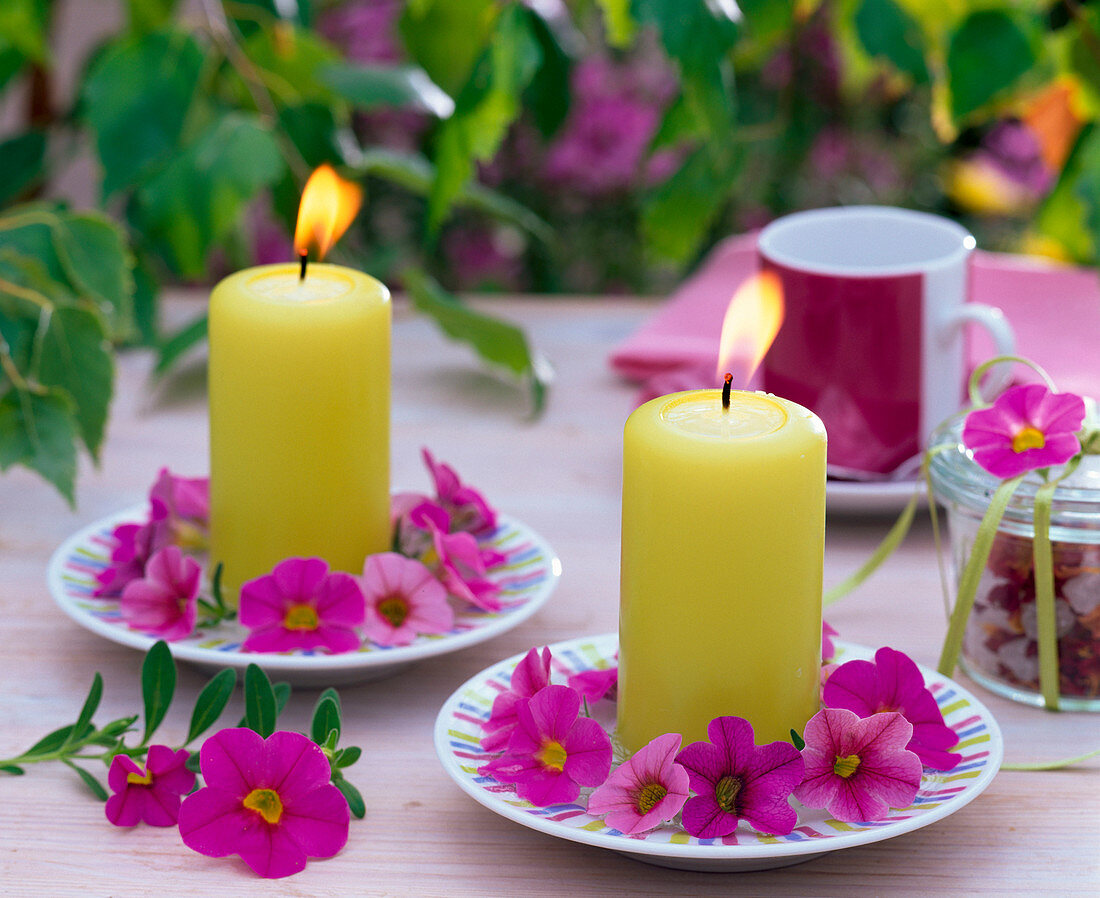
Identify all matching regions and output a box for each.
[0,641,365,818]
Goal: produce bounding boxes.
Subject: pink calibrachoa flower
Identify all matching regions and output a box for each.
[119,546,202,641]
[478,684,612,807]
[178,728,350,879]
[105,745,195,827]
[94,506,172,597]
[149,467,209,548]
[410,502,506,611]
[822,646,961,770]
[793,708,923,823]
[481,646,552,752]
[586,733,689,835]
[359,552,453,647]
[422,448,498,534]
[674,717,804,838]
[239,558,365,654]
[962,383,1086,479]
[568,666,618,703]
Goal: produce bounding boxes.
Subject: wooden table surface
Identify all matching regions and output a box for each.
[1,294,1097,897]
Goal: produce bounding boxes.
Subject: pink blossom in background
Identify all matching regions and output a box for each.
[178,728,350,878]
[962,383,1085,479]
[675,716,804,838]
[481,646,553,752]
[149,467,208,525]
[119,545,202,640]
[794,708,922,823]
[980,120,1055,197]
[441,224,528,292]
[822,646,961,770]
[822,620,839,662]
[249,195,295,266]
[422,448,498,534]
[239,557,366,654]
[319,0,404,65]
[478,684,612,807]
[587,733,689,835]
[105,745,195,827]
[360,551,453,647]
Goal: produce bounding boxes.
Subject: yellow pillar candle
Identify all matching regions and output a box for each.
[208,261,391,603]
[617,388,826,752]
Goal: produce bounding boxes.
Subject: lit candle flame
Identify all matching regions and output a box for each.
[716,271,785,387]
[294,164,363,262]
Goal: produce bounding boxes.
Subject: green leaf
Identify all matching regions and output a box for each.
[399,0,497,97]
[1037,124,1095,263]
[141,640,176,743]
[523,9,573,138]
[133,112,284,278]
[278,103,345,169]
[790,728,806,751]
[125,0,178,33]
[854,0,929,83]
[404,268,550,415]
[22,722,93,758]
[50,213,135,341]
[427,4,542,231]
[186,668,237,745]
[641,145,741,264]
[0,0,50,62]
[594,0,636,48]
[273,681,291,715]
[332,745,361,769]
[1070,126,1100,259]
[66,761,108,801]
[736,0,792,45]
[37,306,114,459]
[333,775,366,819]
[0,131,46,205]
[62,673,104,751]
[310,695,341,747]
[239,24,341,106]
[355,149,553,245]
[0,387,78,506]
[154,312,207,377]
[244,664,278,738]
[947,10,1035,120]
[81,29,205,198]
[631,0,739,141]
[321,62,454,116]
[1,765,24,774]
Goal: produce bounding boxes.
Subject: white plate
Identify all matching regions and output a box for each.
[49,505,560,687]
[435,634,1002,872]
[827,478,925,515]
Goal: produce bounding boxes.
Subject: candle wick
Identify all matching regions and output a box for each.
[722,373,733,411]
[298,251,308,282]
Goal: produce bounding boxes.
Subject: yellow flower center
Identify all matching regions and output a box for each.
[378,595,410,627]
[126,767,154,786]
[1012,425,1046,453]
[833,754,862,778]
[243,788,284,824]
[635,782,668,815]
[283,603,319,631]
[536,739,567,773]
[714,775,742,814]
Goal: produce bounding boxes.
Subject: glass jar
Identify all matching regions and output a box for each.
[928,417,1100,711]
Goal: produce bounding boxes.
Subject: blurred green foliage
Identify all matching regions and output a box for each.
[2,0,1100,502]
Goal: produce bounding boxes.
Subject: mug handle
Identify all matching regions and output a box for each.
[946,304,1016,399]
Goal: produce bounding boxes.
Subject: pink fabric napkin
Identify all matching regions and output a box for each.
[611,232,1100,400]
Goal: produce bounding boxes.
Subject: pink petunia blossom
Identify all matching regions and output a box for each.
[962,383,1086,479]
[178,728,350,878]
[359,552,453,647]
[478,684,612,807]
[675,717,804,838]
[481,646,552,752]
[567,666,618,704]
[118,545,202,641]
[822,620,839,663]
[586,733,689,835]
[422,448,499,535]
[239,558,365,654]
[793,708,923,823]
[105,745,195,827]
[822,646,961,770]
[410,502,506,611]
[94,507,173,597]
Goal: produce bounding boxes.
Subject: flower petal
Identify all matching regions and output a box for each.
[263,731,332,803]
[279,784,350,859]
[561,716,612,787]
[198,728,264,795]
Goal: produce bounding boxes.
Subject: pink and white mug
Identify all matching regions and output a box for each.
[758,206,1014,476]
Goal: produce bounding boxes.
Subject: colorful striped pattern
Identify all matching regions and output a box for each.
[440,635,1002,854]
[53,508,556,658]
